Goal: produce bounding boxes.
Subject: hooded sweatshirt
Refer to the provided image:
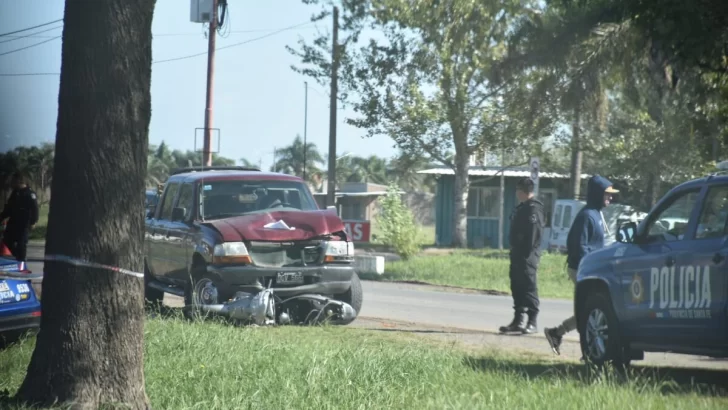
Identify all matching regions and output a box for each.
[566,175,614,270]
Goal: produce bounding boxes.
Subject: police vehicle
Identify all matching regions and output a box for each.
[574,163,728,367]
[0,258,41,346]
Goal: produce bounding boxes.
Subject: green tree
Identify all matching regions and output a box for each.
[290,0,556,246]
[272,135,325,182]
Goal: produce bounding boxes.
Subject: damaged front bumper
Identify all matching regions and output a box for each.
[192,288,358,326]
[206,263,356,297]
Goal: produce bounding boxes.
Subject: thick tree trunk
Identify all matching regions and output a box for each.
[569,108,583,199]
[451,149,469,247]
[14,0,156,408]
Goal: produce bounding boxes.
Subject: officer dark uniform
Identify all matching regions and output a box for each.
[0,172,39,263]
[499,178,544,335]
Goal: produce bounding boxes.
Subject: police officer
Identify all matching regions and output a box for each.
[499,178,544,335]
[0,172,39,263]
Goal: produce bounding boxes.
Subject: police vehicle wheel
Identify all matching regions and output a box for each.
[579,292,629,369]
[143,260,164,307]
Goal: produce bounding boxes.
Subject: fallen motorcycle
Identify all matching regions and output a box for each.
[186,287,358,327]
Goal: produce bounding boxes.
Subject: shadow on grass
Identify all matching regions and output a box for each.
[464,355,728,397]
[358,272,509,296]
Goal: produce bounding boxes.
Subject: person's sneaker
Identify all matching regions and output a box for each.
[544,327,563,355]
[522,322,538,334]
[499,313,525,333]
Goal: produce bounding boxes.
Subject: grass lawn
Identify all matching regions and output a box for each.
[362,250,573,299]
[1,315,726,409]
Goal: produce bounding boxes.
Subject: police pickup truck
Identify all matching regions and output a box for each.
[574,166,728,367]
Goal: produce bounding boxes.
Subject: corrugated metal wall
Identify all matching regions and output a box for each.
[435,175,560,249]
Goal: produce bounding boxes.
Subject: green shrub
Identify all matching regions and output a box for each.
[375,184,421,259]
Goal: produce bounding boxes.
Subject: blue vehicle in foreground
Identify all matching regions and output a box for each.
[575,165,728,367]
[0,258,41,346]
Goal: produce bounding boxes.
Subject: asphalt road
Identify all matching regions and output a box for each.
[22,244,728,370]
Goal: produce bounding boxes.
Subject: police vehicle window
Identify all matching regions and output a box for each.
[695,186,728,239]
[644,190,700,240]
[175,183,194,220]
[159,183,180,220]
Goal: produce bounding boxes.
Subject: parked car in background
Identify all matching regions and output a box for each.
[548,199,647,252]
[548,199,585,253]
[0,258,41,346]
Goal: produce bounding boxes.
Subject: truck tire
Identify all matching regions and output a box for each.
[578,291,630,370]
[333,272,363,325]
[144,261,164,308]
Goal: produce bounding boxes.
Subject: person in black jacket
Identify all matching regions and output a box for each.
[499,178,544,335]
[0,172,39,263]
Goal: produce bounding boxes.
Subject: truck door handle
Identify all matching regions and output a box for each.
[713,253,724,264]
[666,256,675,267]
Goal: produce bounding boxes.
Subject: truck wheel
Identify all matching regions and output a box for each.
[144,261,164,308]
[333,272,363,325]
[184,262,230,321]
[578,292,630,370]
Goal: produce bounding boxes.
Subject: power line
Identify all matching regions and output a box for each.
[0,73,59,77]
[153,20,314,64]
[0,36,60,57]
[0,19,63,37]
[1,27,318,39]
[0,25,62,44]
[0,20,315,75]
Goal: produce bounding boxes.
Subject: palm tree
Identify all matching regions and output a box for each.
[272,135,324,182]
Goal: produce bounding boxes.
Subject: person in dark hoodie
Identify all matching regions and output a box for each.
[544,175,618,355]
[499,178,544,335]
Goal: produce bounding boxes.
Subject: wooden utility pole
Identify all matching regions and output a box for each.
[326,6,339,207]
[304,81,309,181]
[202,0,218,166]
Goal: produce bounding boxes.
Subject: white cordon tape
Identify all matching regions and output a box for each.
[0,255,144,280]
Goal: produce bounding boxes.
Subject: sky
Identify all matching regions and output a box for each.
[0,0,397,171]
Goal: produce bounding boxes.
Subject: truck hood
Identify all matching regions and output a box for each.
[203,209,346,242]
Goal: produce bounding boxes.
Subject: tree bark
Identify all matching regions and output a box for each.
[569,107,583,199]
[14,0,156,408]
[451,146,469,247]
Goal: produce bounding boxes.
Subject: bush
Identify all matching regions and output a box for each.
[375,184,421,259]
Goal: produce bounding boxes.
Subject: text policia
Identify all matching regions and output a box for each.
[649,265,712,319]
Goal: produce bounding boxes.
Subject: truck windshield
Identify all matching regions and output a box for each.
[200,180,319,220]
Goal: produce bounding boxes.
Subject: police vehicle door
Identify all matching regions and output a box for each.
[617,188,702,343]
[673,183,728,349]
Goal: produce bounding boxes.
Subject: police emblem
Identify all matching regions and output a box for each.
[630,274,644,304]
[31,193,37,200]
[530,214,537,223]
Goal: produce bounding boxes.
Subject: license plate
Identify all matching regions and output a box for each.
[276,271,304,285]
[0,281,9,292]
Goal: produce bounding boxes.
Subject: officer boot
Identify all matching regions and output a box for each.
[499,310,525,333]
[522,310,538,334]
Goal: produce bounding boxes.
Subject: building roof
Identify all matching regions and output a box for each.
[417,166,590,179]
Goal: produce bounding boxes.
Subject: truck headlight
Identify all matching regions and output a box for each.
[212,242,252,265]
[323,240,354,263]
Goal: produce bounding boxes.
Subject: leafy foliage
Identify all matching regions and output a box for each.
[375,184,421,259]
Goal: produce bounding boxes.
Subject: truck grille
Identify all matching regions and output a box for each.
[247,240,324,268]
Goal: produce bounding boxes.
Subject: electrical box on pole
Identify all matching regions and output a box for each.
[190,0,214,23]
